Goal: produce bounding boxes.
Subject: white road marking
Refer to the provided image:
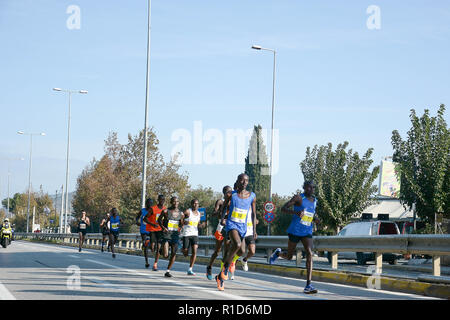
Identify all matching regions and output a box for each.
[16,241,442,300]
[85,259,248,300]
[0,281,16,300]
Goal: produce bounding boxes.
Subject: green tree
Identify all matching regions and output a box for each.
[300,142,380,233]
[72,128,190,233]
[391,105,449,226]
[244,125,272,234]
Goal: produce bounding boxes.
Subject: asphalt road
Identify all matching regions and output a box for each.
[0,241,441,300]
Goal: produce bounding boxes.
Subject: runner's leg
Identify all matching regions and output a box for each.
[300,237,314,284]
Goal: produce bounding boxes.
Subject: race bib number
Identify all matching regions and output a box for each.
[188,221,198,227]
[79,224,86,230]
[300,210,314,226]
[168,220,179,231]
[230,207,248,224]
[111,223,119,229]
[247,221,253,234]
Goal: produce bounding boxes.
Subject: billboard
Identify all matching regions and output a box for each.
[378,160,401,198]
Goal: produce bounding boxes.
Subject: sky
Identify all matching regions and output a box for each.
[0,0,449,203]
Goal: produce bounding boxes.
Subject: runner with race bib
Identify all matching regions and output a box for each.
[270,181,320,294]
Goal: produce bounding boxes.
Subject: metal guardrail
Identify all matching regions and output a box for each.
[15,233,450,277]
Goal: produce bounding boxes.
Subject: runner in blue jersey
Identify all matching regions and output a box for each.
[108,207,123,259]
[137,198,154,268]
[215,173,256,291]
[270,181,320,294]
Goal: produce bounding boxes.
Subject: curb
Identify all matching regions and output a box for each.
[18,238,450,299]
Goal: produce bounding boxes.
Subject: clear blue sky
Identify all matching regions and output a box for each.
[1,0,449,202]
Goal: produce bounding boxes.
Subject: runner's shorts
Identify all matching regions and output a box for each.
[182,236,198,250]
[245,235,255,246]
[288,233,312,243]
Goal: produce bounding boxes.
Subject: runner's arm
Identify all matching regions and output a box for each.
[135,210,142,226]
[158,209,168,232]
[213,199,223,219]
[281,195,304,217]
[220,195,231,225]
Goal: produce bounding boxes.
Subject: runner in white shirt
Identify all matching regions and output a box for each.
[181,199,205,275]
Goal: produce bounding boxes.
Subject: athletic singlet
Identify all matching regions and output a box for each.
[110,215,120,232]
[287,193,317,237]
[245,207,253,237]
[139,208,149,234]
[101,218,109,232]
[146,205,166,232]
[225,191,255,238]
[182,208,200,237]
[165,209,182,234]
[78,219,87,231]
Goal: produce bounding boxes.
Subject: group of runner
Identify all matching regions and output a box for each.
[136,194,205,277]
[76,173,320,294]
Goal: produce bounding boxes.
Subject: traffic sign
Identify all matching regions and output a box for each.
[264,211,275,223]
[264,201,275,213]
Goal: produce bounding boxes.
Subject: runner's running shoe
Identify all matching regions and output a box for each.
[187,270,195,276]
[242,259,248,271]
[220,262,228,280]
[164,272,172,278]
[303,284,318,294]
[152,263,158,271]
[269,248,281,264]
[215,275,224,291]
[206,266,213,280]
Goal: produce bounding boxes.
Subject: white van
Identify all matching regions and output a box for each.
[327,220,401,265]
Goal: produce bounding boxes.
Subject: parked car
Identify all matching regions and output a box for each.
[327,220,402,265]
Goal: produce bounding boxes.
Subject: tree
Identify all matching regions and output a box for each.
[5,190,54,232]
[72,156,122,233]
[391,105,449,226]
[72,128,190,233]
[300,142,380,233]
[244,125,272,234]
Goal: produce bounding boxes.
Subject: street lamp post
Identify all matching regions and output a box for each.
[17,131,45,233]
[53,88,88,233]
[251,45,277,236]
[1,157,24,217]
[141,0,152,209]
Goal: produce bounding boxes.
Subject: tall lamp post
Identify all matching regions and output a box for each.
[251,45,277,236]
[141,0,152,209]
[1,157,25,218]
[6,157,25,217]
[53,87,88,233]
[17,131,46,232]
